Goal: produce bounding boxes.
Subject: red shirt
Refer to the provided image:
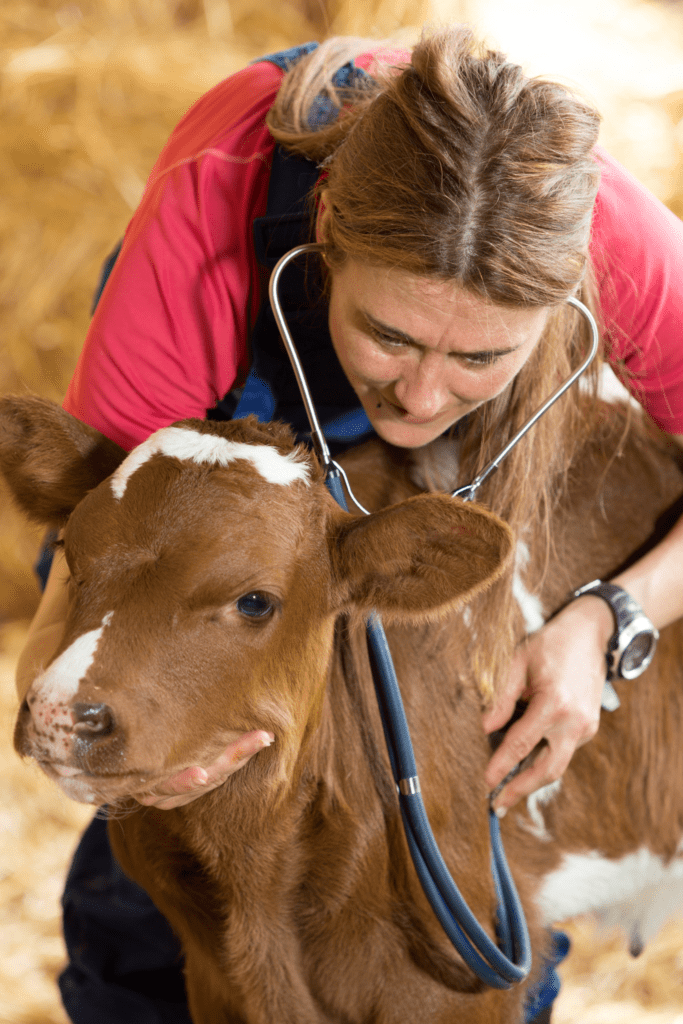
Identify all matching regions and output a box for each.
[64,54,683,450]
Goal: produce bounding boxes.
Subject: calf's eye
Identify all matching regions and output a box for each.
[236,592,274,619]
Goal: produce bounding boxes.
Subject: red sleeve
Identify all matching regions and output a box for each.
[590,146,683,434]
[64,61,283,452]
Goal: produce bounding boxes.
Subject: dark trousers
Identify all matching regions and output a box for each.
[59,816,191,1024]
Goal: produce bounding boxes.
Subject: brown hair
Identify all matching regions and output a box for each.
[268,28,608,693]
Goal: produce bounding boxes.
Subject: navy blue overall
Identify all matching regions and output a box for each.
[52,43,564,1024]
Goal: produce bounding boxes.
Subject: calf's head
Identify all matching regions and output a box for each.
[1,397,513,805]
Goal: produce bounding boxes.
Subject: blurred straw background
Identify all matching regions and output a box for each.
[2,1,683,1021]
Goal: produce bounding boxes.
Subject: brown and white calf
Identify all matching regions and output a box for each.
[2,394,683,1024]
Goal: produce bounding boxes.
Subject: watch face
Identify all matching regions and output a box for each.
[620,632,656,678]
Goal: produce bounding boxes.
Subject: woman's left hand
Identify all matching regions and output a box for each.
[482,595,614,815]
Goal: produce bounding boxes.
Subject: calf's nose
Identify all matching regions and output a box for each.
[72,702,115,738]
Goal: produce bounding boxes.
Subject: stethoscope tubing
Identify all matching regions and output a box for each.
[270,245,600,987]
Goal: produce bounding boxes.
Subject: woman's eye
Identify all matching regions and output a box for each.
[236,592,274,619]
[371,329,408,349]
[461,351,502,368]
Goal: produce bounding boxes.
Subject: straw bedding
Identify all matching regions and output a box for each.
[2,1,683,1021]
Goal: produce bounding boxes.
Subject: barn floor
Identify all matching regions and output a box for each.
[2,624,683,1024]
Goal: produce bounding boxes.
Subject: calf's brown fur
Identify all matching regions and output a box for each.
[2,395,683,1023]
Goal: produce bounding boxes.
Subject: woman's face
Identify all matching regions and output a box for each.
[328,260,551,449]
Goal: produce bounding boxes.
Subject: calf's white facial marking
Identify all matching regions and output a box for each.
[28,611,114,742]
[537,846,683,950]
[33,611,114,703]
[111,427,310,500]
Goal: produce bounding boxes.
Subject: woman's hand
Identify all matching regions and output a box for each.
[135,730,275,810]
[481,595,614,815]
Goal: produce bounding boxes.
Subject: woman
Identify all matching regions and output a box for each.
[18,27,683,1024]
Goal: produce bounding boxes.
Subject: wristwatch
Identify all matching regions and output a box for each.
[572,579,659,680]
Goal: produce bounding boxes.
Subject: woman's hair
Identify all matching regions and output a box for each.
[268,29,610,695]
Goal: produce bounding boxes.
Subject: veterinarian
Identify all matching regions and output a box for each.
[17,28,683,1024]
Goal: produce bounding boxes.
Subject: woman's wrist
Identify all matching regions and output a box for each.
[563,592,615,650]
[566,582,660,684]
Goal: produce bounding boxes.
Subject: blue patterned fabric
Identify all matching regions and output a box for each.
[524,930,570,1020]
[256,40,370,128]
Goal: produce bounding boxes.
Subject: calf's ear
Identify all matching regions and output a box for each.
[330,493,513,622]
[0,395,126,525]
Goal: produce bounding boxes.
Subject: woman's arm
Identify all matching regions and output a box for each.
[483,140,683,813]
[63,60,282,450]
[16,546,70,704]
[483,432,683,814]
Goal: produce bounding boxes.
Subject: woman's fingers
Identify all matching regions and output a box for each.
[481,645,529,735]
[488,731,576,815]
[484,689,548,797]
[135,729,275,809]
[483,599,610,814]
[485,677,600,814]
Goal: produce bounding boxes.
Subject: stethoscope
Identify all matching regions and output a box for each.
[269,242,600,989]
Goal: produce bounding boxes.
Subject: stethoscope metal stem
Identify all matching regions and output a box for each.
[453,296,599,501]
[268,243,332,470]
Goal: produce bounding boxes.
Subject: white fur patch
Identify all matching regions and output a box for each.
[521,780,562,842]
[537,845,683,946]
[35,611,114,704]
[55,774,96,803]
[110,427,310,500]
[512,541,545,633]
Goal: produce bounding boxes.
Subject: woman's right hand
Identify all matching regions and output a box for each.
[134,730,275,809]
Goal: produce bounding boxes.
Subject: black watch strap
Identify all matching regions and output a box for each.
[572,579,658,682]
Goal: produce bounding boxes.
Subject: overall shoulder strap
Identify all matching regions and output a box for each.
[210,46,374,451]
[252,42,323,266]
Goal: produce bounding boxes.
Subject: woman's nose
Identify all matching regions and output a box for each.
[393,354,450,418]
